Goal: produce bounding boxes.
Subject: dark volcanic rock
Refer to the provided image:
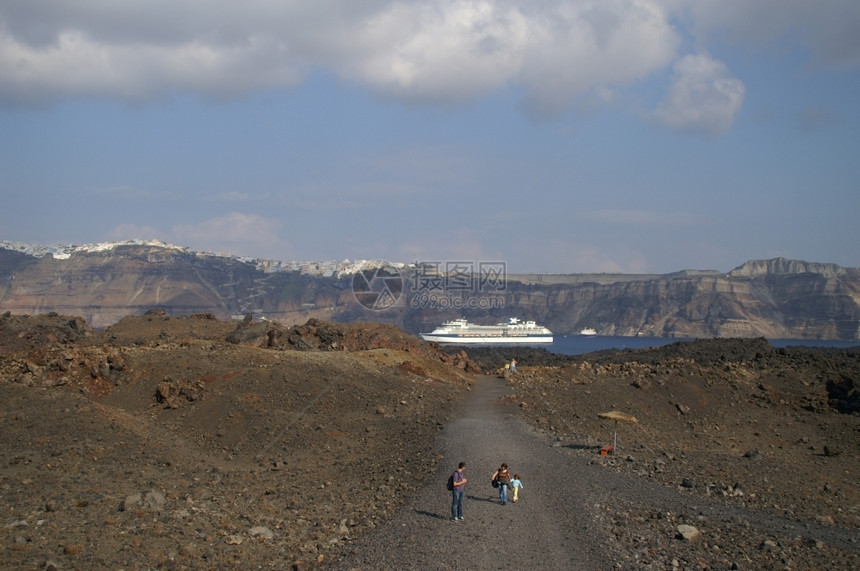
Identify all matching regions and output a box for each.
[1,314,859,570]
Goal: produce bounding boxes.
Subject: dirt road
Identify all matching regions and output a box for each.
[331,375,859,570]
[332,375,606,569]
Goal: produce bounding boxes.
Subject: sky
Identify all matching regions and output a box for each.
[2,1,859,274]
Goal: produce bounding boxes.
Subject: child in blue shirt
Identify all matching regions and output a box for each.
[511,473,523,502]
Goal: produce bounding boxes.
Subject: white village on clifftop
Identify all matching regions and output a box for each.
[0,240,402,279]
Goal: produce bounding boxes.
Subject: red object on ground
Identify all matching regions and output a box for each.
[600,444,614,456]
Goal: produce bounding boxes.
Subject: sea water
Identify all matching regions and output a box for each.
[546,335,859,356]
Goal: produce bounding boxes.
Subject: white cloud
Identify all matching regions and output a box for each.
[0,27,305,104]
[650,53,745,135]
[517,0,679,117]
[1,0,852,121]
[0,0,680,115]
[340,1,530,103]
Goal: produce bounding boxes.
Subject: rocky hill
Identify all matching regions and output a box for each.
[1,313,858,569]
[0,312,477,569]
[1,241,858,339]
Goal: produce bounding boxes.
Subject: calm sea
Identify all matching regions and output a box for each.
[545,335,859,356]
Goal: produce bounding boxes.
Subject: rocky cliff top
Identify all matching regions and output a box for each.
[729,257,850,278]
[2,242,858,338]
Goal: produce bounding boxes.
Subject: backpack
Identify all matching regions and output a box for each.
[446,472,455,491]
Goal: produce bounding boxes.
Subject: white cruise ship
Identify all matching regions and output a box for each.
[420,317,553,344]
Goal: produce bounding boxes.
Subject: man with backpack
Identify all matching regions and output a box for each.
[448,462,467,521]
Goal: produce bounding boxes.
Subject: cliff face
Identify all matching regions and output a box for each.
[540,271,859,339]
[0,246,347,328]
[1,246,858,339]
[403,258,860,340]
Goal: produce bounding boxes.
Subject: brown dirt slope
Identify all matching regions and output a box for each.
[1,311,858,569]
[504,337,860,567]
[0,311,474,569]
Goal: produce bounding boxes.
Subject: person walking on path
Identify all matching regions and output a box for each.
[511,473,523,502]
[450,462,467,521]
[510,359,517,373]
[492,463,511,505]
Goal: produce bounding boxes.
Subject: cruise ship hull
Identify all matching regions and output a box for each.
[420,333,553,344]
[419,317,553,344]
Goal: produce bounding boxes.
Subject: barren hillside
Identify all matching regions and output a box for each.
[1,312,858,569]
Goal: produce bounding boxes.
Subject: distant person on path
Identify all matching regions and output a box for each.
[450,462,467,521]
[510,473,523,502]
[492,463,511,505]
[510,358,517,373]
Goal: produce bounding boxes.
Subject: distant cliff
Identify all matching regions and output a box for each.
[0,243,349,328]
[1,242,858,339]
[494,260,859,340]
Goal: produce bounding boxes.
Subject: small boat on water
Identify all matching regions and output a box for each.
[580,327,597,336]
[420,317,553,344]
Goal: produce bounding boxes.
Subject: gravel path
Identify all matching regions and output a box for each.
[331,376,859,570]
[331,376,605,569]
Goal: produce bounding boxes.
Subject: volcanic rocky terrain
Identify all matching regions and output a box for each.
[1,311,858,569]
